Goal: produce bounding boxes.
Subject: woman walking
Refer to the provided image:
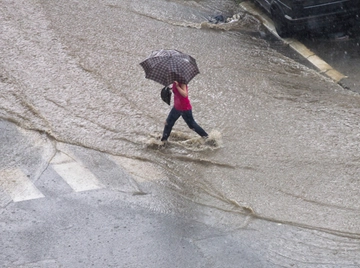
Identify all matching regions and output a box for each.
[161,81,208,143]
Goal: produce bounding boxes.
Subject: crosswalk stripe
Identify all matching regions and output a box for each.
[51,152,104,192]
[110,155,165,182]
[0,168,45,202]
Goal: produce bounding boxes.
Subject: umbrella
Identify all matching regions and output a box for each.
[140,49,200,86]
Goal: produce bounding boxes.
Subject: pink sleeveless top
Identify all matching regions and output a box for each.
[173,82,192,111]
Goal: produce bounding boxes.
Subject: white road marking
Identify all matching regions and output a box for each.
[110,155,166,182]
[51,152,104,192]
[0,168,44,202]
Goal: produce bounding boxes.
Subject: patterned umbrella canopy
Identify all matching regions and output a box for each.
[140,49,200,86]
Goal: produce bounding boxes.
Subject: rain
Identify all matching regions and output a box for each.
[1,0,360,266]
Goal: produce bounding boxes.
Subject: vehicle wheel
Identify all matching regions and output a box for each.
[271,6,292,38]
[274,19,291,38]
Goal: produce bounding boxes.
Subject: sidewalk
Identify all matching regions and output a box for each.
[239,1,350,85]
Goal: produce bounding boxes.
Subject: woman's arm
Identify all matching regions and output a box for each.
[174,81,188,97]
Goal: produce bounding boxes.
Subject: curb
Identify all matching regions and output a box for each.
[239,1,347,83]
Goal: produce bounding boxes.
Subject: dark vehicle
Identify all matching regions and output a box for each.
[253,0,360,37]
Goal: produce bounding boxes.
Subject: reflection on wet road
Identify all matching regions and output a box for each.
[1,0,360,266]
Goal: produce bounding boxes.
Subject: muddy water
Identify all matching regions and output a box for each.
[1,0,360,257]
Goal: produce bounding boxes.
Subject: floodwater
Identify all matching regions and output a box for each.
[1,0,360,265]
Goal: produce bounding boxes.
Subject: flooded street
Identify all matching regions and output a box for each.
[1,0,360,266]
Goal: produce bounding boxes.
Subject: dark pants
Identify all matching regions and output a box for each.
[161,108,208,141]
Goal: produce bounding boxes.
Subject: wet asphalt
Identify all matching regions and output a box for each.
[1,1,360,267]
